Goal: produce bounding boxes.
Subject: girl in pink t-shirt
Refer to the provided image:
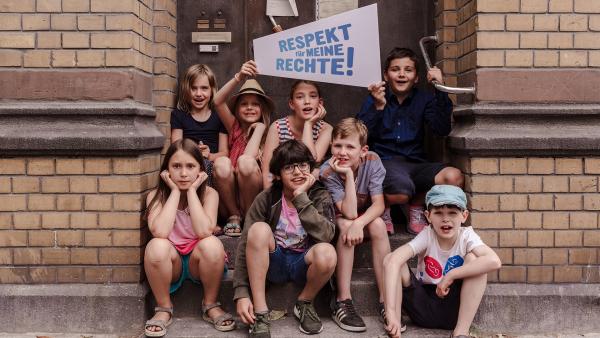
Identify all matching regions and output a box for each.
[143,139,234,337]
[212,60,274,237]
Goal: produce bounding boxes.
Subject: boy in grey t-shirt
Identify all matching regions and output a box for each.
[319,118,391,332]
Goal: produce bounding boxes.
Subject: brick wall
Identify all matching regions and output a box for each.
[453,157,600,283]
[0,0,175,284]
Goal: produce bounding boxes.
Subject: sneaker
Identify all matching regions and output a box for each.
[382,207,395,234]
[293,300,323,334]
[332,299,366,332]
[249,312,271,338]
[408,204,427,235]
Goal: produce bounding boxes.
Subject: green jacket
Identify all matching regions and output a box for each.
[232,181,336,301]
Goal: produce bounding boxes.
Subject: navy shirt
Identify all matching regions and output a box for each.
[170,109,227,153]
[356,87,453,162]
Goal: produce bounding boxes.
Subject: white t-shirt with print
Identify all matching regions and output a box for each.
[408,226,484,285]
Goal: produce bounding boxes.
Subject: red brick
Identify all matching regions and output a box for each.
[99,247,141,264]
[477,230,499,247]
[569,248,597,264]
[542,176,569,192]
[554,266,582,283]
[470,195,499,211]
[0,249,12,265]
[570,212,598,229]
[470,176,513,193]
[98,176,142,193]
[542,248,568,264]
[542,212,569,229]
[554,194,583,210]
[84,158,111,174]
[528,194,553,210]
[499,266,526,282]
[0,230,27,246]
[0,195,27,211]
[12,177,40,193]
[70,248,98,264]
[113,194,142,211]
[555,230,583,246]
[30,267,57,283]
[570,176,597,192]
[28,230,55,247]
[584,194,600,210]
[56,159,84,174]
[583,266,600,283]
[0,159,26,174]
[111,266,142,282]
[56,230,84,246]
[27,159,54,175]
[41,212,70,229]
[556,158,583,174]
[84,230,112,246]
[470,212,513,229]
[70,213,98,229]
[528,266,554,283]
[583,230,600,246]
[13,248,42,265]
[27,194,55,211]
[499,158,527,174]
[56,194,82,211]
[0,213,12,229]
[13,212,41,229]
[0,268,29,283]
[499,194,528,211]
[528,158,554,174]
[112,230,143,246]
[85,267,111,283]
[84,195,112,211]
[528,230,554,247]
[515,176,542,193]
[515,212,542,228]
[41,248,70,264]
[98,212,142,229]
[41,177,69,193]
[514,248,541,264]
[69,176,98,193]
[499,230,527,247]
[57,267,84,283]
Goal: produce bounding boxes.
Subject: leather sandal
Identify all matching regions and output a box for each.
[202,302,236,332]
[144,306,173,337]
[223,215,242,237]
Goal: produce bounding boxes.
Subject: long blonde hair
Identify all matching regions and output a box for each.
[176,64,218,113]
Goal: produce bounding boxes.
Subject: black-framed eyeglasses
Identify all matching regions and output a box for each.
[282,162,310,174]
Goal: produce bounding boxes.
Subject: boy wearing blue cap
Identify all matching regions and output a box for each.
[382,185,501,338]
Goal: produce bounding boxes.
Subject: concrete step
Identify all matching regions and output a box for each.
[170,268,385,318]
[163,315,450,338]
[219,232,414,270]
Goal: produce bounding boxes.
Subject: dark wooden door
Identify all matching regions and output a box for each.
[177,0,434,124]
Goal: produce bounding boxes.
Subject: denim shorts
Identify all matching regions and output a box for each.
[169,253,228,294]
[266,245,309,285]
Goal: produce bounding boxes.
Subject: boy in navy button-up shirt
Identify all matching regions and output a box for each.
[356,47,464,235]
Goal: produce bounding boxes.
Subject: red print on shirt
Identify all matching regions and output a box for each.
[424,256,442,279]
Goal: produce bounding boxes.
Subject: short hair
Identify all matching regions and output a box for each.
[269,140,316,176]
[384,47,419,74]
[332,118,368,146]
[289,80,322,99]
[176,64,218,113]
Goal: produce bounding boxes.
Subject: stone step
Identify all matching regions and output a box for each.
[170,268,385,318]
[163,315,451,338]
[219,232,414,270]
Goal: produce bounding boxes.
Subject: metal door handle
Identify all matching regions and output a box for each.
[419,35,475,95]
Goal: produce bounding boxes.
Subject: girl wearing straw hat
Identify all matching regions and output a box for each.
[212,60,274,237]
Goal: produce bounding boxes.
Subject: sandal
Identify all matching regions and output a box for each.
[144,306,173,337]
[202,302,236,332]
[213,225,224,236]
[378,302,406,333]
[223,215,242,237]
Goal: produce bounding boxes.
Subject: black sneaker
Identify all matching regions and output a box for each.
[332,299,366,332]
[249,312,271,338]
[293,300,323,334]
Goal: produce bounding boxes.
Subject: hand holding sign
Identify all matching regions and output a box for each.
[236,60,258,82]
[253,4,381,87]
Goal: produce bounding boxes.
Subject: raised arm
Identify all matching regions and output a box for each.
[214,61,259,132]
[424,67,453,136]
[243,122,266,159]
[261,122,279,189]
[356,81,386,132]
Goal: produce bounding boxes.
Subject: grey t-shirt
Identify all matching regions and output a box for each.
[319,151,386,213]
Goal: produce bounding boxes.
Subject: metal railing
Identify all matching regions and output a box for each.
[419,35,476,95]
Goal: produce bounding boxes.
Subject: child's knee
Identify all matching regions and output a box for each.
[145,238,173,263]
[247,222,273,246]
[196,235,225,260]
[366,217,387,240]
[213,157,233,178]
[311,243,337,271]
[440,167,464,187]
[236,155,258,177]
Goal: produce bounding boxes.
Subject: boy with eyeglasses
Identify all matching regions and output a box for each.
[233,139,337,337]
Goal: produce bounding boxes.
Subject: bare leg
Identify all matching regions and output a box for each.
[189,235,231,322]
[236,154,263,214]
[366,217,391,302]
[246,222,276,312]
[298,243,337,301]
[213,157,241,219]
[334,218,355,301]
[453,253,487,336]
[144,238,182,333]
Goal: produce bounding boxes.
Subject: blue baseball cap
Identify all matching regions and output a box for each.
[425,185,467,210]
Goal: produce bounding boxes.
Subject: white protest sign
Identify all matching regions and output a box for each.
[253,4,381,88]
[266,0,298,17]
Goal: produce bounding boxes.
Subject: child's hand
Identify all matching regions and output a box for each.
[343,221,364,246]
[236,297,255,325]
[384,311,402,338]
[247,122,266,138]
[329,158,352,176]
[427,66,444,85]
[292,172,316,197]
[189,172,208,191]
[236,60,258,82]
[160,170,179,190]
[307,104,327,124]
[436,275,453,298]
[198,142,210,158]
[368,81,386,110]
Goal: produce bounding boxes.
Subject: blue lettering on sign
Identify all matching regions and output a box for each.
[443,255,464,275]
[274,23,356,77]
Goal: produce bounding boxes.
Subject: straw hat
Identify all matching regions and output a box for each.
[227,79,275,116]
